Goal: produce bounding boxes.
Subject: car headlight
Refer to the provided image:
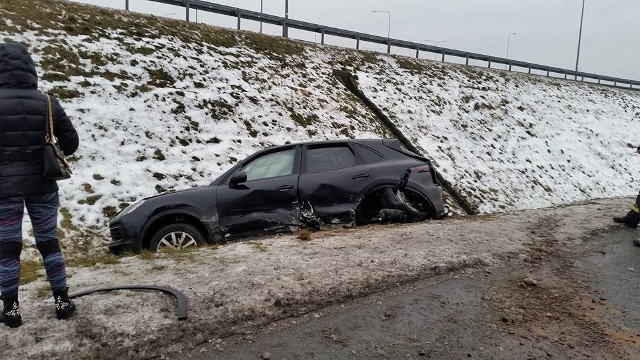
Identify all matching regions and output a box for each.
[118,198,146,217]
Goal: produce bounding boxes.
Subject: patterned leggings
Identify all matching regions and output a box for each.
[0,192,67,299]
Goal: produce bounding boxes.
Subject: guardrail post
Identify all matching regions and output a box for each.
[321,29,325,45]
[284,0,289,38]
[441,53,444,62]
[125,0,129,10]
[387,41,391,54]
[465,57,469,65]
[185,1,190,23]
[415,48,419,59]
[598,79,601,84]
[528,68,531,74]
[488,60,491,68]
[546,70,549,77]
[237,12,241,30]
[508,64,512,71]
[356,36,360,50]
[564,74,567,79]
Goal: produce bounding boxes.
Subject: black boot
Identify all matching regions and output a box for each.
[613,210,639,228]
[53,288,76,320]
[1,295,22,328]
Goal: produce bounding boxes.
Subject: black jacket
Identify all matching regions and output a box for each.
[0,43,79,199]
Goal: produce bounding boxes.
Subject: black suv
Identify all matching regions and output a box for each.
[108,139,445,253]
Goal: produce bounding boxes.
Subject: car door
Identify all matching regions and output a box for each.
[216,146,300,236]
[297,143,374,221]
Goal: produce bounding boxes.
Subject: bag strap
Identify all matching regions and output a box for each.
[44,93,55,144]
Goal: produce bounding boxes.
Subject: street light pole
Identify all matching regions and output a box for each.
[372,10,391,54]
[575,0,585,73]
[506,32,517,69]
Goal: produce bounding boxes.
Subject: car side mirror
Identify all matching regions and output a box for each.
[229,171,247,188]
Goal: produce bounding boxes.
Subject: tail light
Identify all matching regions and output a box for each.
[410,164,439,185]
[409,165,431,173]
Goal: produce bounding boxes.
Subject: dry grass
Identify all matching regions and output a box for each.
[296,229,312,241]
[20,259,44,285]
[247,241,268,252]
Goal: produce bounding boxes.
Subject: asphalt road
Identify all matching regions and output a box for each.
[575,228,640,334]
[187,228,640,359]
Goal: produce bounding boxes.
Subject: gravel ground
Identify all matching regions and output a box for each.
[0,197,634,360]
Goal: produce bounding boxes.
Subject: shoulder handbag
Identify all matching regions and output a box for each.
[43,94,72,180]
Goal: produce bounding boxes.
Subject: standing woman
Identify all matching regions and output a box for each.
[0,43,79,328]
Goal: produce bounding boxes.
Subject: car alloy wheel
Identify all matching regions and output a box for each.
[150,224,204,251]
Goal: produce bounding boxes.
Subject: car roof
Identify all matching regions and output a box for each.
[264,138,390,152]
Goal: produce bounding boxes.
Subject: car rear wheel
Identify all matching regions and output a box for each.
[149,224,205,251]
[396,188,434,219]
[377,187,432,219]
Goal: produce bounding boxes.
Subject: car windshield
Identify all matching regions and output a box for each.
[243,148,295,181]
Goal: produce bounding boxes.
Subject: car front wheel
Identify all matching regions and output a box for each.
[149,224,205,251]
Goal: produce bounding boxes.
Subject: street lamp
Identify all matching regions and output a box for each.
[372,10,391,53]
[575,0,585,74]
[506,32,517,69]
[425,39,447,60]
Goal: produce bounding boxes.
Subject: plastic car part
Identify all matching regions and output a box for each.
[69,285,188,320]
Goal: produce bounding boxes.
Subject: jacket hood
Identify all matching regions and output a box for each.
[0,43,38,89]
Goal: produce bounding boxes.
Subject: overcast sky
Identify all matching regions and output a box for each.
[72,0,639,81]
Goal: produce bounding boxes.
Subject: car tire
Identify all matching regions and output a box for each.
[149,223,205,251]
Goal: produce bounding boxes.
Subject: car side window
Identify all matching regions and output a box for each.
[352,144,384,163]
[305,146,356,173]
[242,148,296,181]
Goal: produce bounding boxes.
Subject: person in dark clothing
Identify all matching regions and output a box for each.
[613,191,639,227]
[0,43,79,328]
[612,146,640,245]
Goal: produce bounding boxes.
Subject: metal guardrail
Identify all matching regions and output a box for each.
[143,0,639,90]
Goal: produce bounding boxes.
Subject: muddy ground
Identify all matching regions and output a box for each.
[1,197,638,359]
[191,228,640,359]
